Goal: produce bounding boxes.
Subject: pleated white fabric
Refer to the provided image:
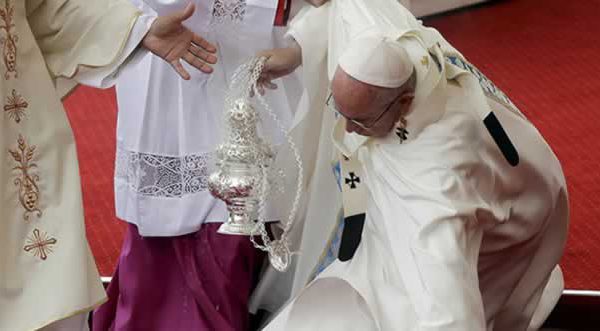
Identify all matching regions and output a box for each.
[114,0,300,236]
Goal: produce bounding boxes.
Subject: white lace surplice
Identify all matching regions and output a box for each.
[115,0,298,236]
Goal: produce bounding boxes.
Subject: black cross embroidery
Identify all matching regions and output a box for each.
[396,127,409,143]
[345,172,360,189]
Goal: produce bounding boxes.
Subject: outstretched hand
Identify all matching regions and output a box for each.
[255,42,302,95]
[142,3,217,80]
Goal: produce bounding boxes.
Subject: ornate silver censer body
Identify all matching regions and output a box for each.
[208,99,273,235]
[207,57,303,272]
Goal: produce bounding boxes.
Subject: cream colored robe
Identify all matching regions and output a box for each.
[0,1,148,330]
[252,4,432,314]
[256,0,568,330]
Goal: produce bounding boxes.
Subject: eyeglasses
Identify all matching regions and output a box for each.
[326,92,401,130]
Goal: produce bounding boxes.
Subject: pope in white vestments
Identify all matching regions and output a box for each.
[0,1,217,330]
[254,0,569,330]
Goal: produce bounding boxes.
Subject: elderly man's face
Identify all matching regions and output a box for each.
[330,67,414,137]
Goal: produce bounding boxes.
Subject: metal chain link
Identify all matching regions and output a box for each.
[225,57,303,272]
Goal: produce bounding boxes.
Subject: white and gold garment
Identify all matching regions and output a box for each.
[0,1,155,330]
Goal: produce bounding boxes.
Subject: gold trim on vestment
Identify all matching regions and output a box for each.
[4,88,28,123]
[9,134,42,221]
[0,0,19,79]
[23,228,57,260]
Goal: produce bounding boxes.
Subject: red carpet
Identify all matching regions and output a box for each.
[64,0,600,289]
[63,87,126,277]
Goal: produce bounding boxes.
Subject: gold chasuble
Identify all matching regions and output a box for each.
[0,1,140,329]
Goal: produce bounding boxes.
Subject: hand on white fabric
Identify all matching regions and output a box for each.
[142,3,217,80]
[255,41,302,95]
[304,0,330,7]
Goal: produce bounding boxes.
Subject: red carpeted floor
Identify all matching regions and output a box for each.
[64,0,600,289]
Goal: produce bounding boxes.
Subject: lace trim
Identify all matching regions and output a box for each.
[211,0,247,25]
[116,147,213,198]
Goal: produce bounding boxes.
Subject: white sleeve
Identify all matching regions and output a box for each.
[367,147,487,331]
[71,10,157,89]
[27,0,157,95]
[286,2,330,65]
